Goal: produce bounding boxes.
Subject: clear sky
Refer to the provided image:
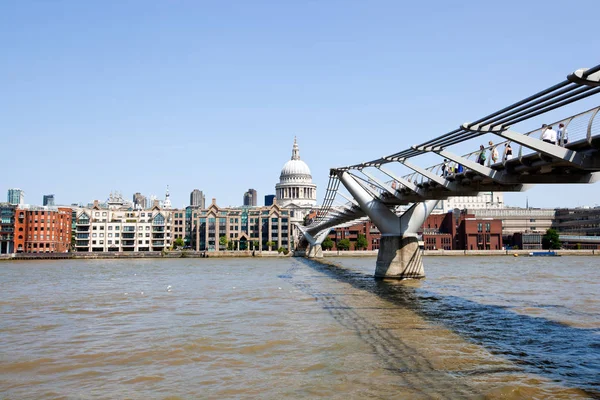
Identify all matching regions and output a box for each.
[2,1,599,209]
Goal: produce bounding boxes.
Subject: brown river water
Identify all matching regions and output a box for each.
[1,256,599,399]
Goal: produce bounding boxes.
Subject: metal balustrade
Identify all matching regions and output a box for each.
[303,63,600,237]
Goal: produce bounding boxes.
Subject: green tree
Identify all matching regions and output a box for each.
[227,241,234,250]
[355,234,368,250]
[219,236,228,249]
[173,238,184,249]
[266,241,276,250]
[542,228,561,249]
[252,241,259,250]
[337,238,351,251]
[321,236,334,251]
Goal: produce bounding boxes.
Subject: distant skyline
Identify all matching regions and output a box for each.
[2,1,600,209]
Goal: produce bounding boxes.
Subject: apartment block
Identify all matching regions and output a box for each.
[73,204,173,252]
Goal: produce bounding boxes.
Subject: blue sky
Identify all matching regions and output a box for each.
[1,1,599,208]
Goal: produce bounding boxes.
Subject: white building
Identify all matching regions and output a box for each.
[436,192,504,213]
[74,202,174,252]
[275,137,317,224]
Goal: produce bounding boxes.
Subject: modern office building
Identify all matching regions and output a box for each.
[264,194,275,206]
[42,194,55,206]
[554,207,600,236]
[7,189,24,205]
[13,205,72,253]
[0,203,16,254]
[468,207,555,236]
[190,189,205,208]
[243,189,257,206]
[132,192,147,209]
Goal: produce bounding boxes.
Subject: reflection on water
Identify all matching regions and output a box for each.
[0,257,599,399]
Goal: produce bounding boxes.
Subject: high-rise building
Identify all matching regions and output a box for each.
[43,194,55,206]
[243,189,257,206]
[264,194,275,206]
[190,189,205,208]
[133,192,147,210]
[7,189,24,205]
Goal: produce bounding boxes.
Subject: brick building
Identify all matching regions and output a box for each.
[327,219,380,251]
[421,211,502,250]
[14,206,72,253]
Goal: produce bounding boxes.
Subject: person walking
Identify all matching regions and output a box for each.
[489,141,499,163]
[504,143,513,161]
[477,145,486,165]
[558,123,568,146]
[441,159,448,177]
[541,124,557,145]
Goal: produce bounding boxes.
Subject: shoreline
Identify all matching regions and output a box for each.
[0,248,598,262]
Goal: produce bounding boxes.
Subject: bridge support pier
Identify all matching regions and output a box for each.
[303,229,330,259]
[376,236,423,279]
[338,171,437,279]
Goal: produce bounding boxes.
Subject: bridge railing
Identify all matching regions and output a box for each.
[307,64,600,235]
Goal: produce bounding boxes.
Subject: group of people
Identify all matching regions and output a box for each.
[541,123,569,146]
[441,160,463,176]
[476,141,513,165]
[441,123,569,176]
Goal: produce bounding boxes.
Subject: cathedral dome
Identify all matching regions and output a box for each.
[279,138,312,182]
[275,137,317,210]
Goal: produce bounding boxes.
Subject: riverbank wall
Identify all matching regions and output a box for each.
[0,250,288,261]
[300,249,600,257]
[1,249,597,262]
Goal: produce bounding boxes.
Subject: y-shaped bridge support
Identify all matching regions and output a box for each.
[338,171,438,279]
[302,229,331,258]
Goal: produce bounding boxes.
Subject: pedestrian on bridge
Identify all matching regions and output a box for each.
[504,143,513,161]
[477,145,486,165]
[542,124,557,145]
[489,141,499,163]
[558,123,568,146]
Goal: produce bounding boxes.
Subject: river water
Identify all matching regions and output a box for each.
[1,256,599,399]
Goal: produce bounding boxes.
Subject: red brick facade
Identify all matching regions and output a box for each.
[14,207,72,253]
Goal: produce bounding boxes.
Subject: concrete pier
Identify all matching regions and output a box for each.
[375,236,424,279]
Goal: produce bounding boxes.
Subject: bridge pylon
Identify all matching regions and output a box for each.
[301,229,330,258]
[337,171,438,279]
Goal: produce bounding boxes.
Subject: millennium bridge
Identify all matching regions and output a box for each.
[299,64,600,279]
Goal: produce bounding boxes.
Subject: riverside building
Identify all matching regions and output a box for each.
[13,205,72,253]
[73,202,174,252]
[187,199,292,252]
[0,203,16,254]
